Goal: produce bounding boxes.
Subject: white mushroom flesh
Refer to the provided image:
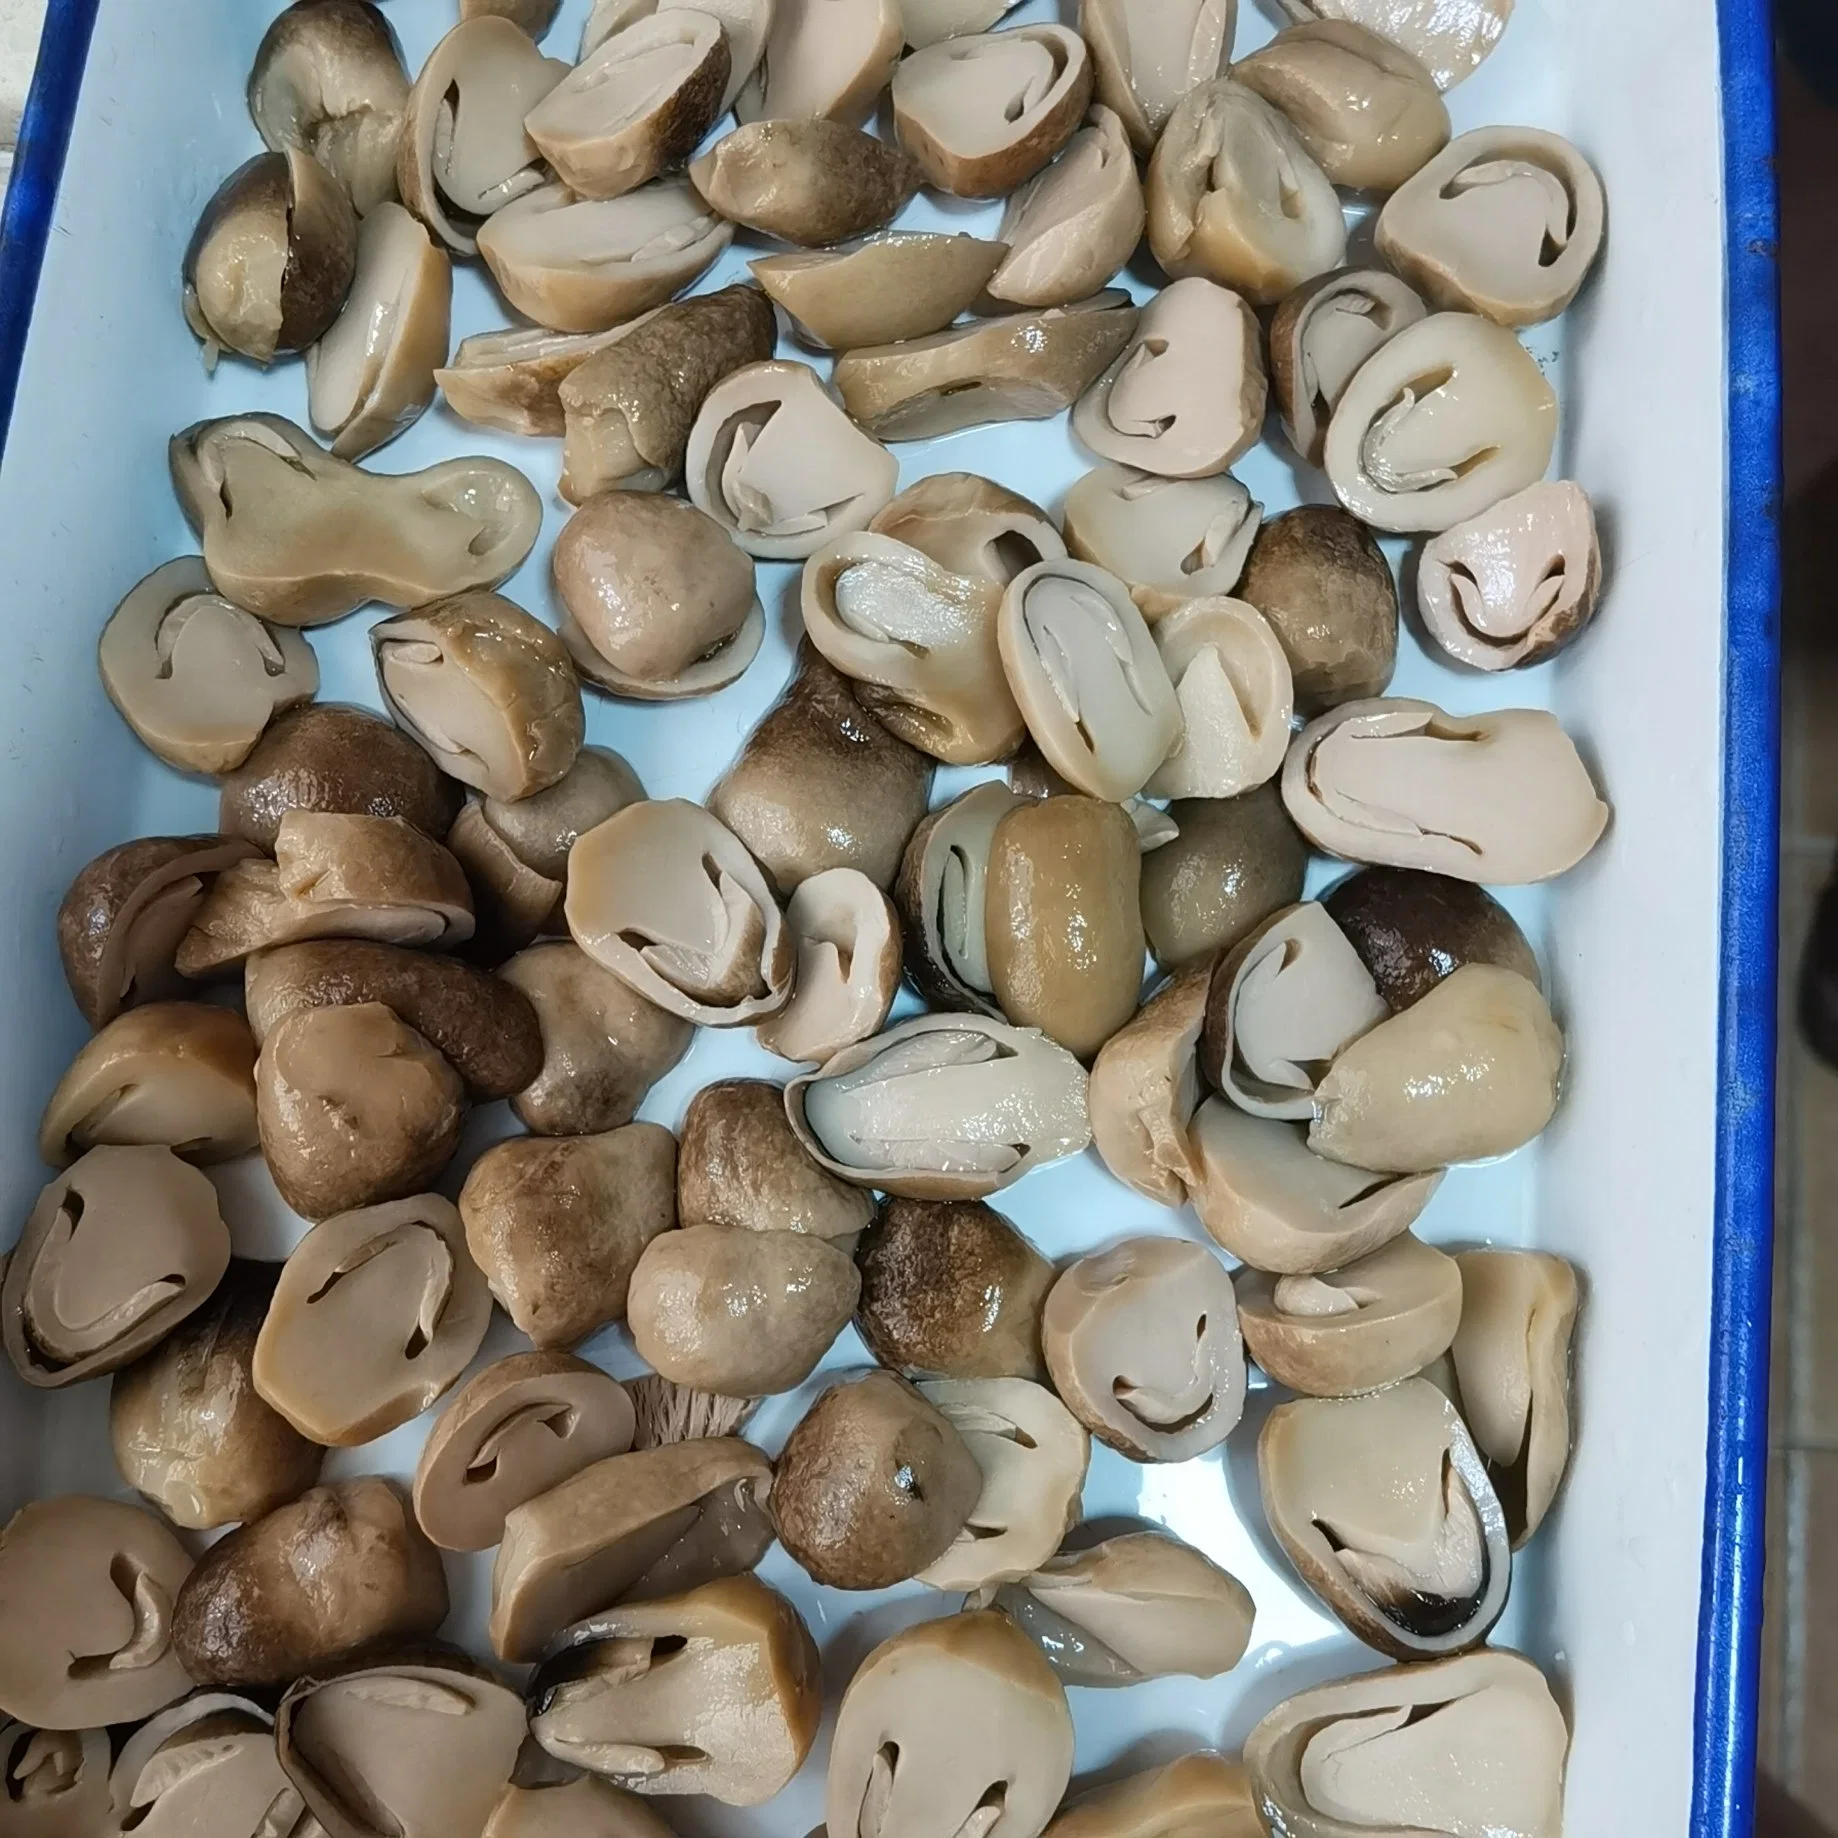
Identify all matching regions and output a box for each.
[1144,596,1293,800]
[1062,467,1263,619]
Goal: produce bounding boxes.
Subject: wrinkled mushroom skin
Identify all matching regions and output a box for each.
[1063,467,1263,622]
[751,234,1010,351]
[871,474,1066,588]
[690,120,921,246]
[736,0,903,127]
[460,1123,678,1349]
[1046,1753,1260,1838]
[1088,961,1211,1206]
[1080,0,1233,155]
[171,1477,448,1688]
[758,869,903,1065]
[0,1722,110,1836]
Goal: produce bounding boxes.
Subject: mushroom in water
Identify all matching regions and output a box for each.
[872,473,1066,586]
[1278,0,1513,90]
[460,1123,678,1348]
[1417,481,1603,671]
[527,1577,822,1804]
[685,360,899,560]
[1063,467,1263,621]
[1088,961,1211,1206]
[1080,0,1233,156]
[1237,1231,1462,1395]
[248,0,411,215]
[99,557,319,775]
[787,1013,1093,1200]
[1281,697,1610,882]
[183,150,357,364]
[757,869,903,1065]
[736,0,902,126]
[893,781,1025,1015]
[1146,80,1346,306]
[437,324,633,437]
[2,1147,230,1390]
[1042,1238,1246,1461]
[1450,1249,1580,1544]
[828,1611,1074,1838]
[690,120,921,247]
[171,414,541,626]
[485,1777,674,1838]
[0,1496,193,1729]
[491,1438,775,1661]
[582,0,776,111]
[1325,865,1542,1008]
[0,1722,110,1837]
[171,1476,448,1687]
[109,1259,325,1531]
[974,1531,1255,1686]
[1144,597,1294,800]
[103,1693,305,1838]
[413,1351,637,1552]
[750,233,1010,352]
[1046,1755,1260,1838]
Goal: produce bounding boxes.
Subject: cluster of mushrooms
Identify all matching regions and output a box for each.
[0,0,1607,1832]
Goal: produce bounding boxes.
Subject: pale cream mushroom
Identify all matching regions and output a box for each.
[893,782,1025,1015]
[751,234,1010,351]
[1237,1231,1462,1394]
[737,0,903,126]
[1188,1095,1441,1273]
[397,16,567,255]
[527,1577,822,1805]
[757,869,902,1064]
[1236,20,1449,192]
[997,559,1182,803]
[690,120,921,247]
[835,292,1139,443]
[1450,1249,1579,1544]
[456,748,642,893]
[1080,0,1233,156]
[438,324,632,436]
[1063,467,1263,621]
[893,25,1093,198]
[477,178,733,334]
[583,0,776,111]
[0,1722,110,1837]
[1144,597,1293,800]
[491,1438,775,1661]
[99,557,318,775]
[988,107,1144,309]
[2,1147,230,1389]
[1140,787,1309,971]
[1047,1754,1260,1838]
[1281,697,1610,882]
[1269,268,1428,467]
[103,1694,304,1838]
[525,13,729,199]
[915,1379,1090,1590]
[827,1611,1074,1838]
[486,1777,675,1838]
[469,0,562,29]
[976,1533,1254,1686]
[787,1013,1092,1199]
[904,0,1023,48]
[1418,481,1603,670]
[171,413,541,626]
[872,473,1066,586]
[1146,80,1346,306]
[38,1001,258,1167]
[1244,1650,1569,1838]
[1075,280,1266,479]
[801,532,1025,766]
[1088,961,1210,1206]
[1279,0,1512,89]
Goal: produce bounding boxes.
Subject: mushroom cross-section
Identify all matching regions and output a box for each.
[1044,1753,1261,1838]
[0,1720,110,1836]
[1278,0,1514,91]
[736,0,903,127]
[1063,467,1262,621]
[757,869,903,1065]
[103,1692,305,1838]
[1088,961,1211,1207]
[1080,0,1233,155]
[871,474,1066,587]
[689,119,921,247]
[438,324,631,438]
[1144,597,1293,800]
[893,782,1025,1016]
[583,0,777,111]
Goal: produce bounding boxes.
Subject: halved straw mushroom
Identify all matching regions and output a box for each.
[1146,80,1346,306]
[1074,279,1266,479]
[306,203,451,461]
[104,1694,302,1838]
[0,1496,193,1728]
[987,106,1144,309]
[1047,1754,1260,1838]
[1418,481,1603,670]
[1325,865,1541,1009]
[583,0,775,111]
[834,293,1139,442]
[172,1477,448,1686]
[1144,597,1293,799]
[1378,126,1606,326]
[756,869,902,1064]
[1141,787,1309,971]
[525,13,729,199]
[787,1013,1092,1199]
[996,559,1182,803]
[690,120,921,246]
[477,178,734,334]
[38,1001,258,1166]
[527,1577,821,1805]
[1063,467,1262,621]
[171,414,541,626]
[751,233,1010,351]
[438,324,631,436]
[486,1777,671,1838]
[685,360,898,559]
[914,1379,1089,1590]
[1269,269,1428,468]
[1245,1649,1569,1838]
[558,286,778,502]
[1188,1095,1441,1273]
[2,1147,230,1389]
[446,804,569,962]
[872,473,1066,585]
[254,1194,490,1442]
[183,150,357,364]
[460,1123,677,1347]
[903,0,1022,47]
[1450,1249,1580,1544]
[471,0,563,31]
[1281,696,1610,882]
[0,1722,111,1836]
[1236,20,1449,192]
[1088,961,1210,1206]
[1080,0,1233,156]
[552,492,763,698]
[828,1611,1074,1838]
[975,1532,1254,1686]
[1237,1231,1462,1395]
[397,16,567,255]
[99,558,319,775]
[471,744,645,884]
[736,0,902,126]
[413,1351,637,1551]
[248,0,411,215]
[491,1438,775,1661]
[893,781,1025,1015]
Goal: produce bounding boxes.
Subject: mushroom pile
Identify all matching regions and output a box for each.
[0,0,1606,1831]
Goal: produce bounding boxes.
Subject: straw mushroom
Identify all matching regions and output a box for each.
[471,0,563,32]
[750,234,1009,351]
[624,1382,756,1451]
[1047,1755,1260,1838]
[872,474,1066,586]
[473,745,645,884]
[892,782,1025,1015]
[1280,0,1512,89]
[1088,961,1210,1205]
[437,324,632,437]
[0,1722,110,1836]
[757,869,902,1064]
[485,1778,672,1838]
[1325,865,1541,1009]
[1140,787,1309,971]
[103,1695,303,1838]
[736,0,903,126]
[1144,597,1293,800]
[583,0,776,111]
[1063,468,1262,621]
[1080,0,1233,155]
[690,120,921,246]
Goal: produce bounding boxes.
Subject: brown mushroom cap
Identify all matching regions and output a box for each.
[103,1693,304,1838]
[1046,1753,1261,1838]
[892,782,1025,1015]
[1278,0,1513,90]
[735,0,903,126]
[757,869,903,1065]
[690,119,920,247]
[1080,0,1233,155]
[443,805,564,964]
[0,1721,111,1836]
[1145,596,1294,801]
[871,473,1065,586]
[438,324,633,438]
[485,1776,676,1838]
[109,1259,325,1531]
[171,1477,448,1688]
[414,1351,637,1552]
[1088,960,1210,1206]
[751,234,1009,351]
[1063,467,1263,622]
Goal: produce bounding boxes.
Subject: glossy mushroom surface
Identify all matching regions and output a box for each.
[750,233,1009,351]
[1144,597,1293,800]
[690,119,920,246]
[756,869,903,1065]
[1088,961,1210,1207]
[1140,787,1309,971]
[1080,0,1233,155]
[0,1722,111,1837]
[893,782,1025,1015]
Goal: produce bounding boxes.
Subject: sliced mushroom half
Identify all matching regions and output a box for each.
[485,1776,673,1838]
[1144,597,1293,800]
[893,782,1025,1015]
[757,869,902,1065]
[438,324,631,437]
[1046,1753,1260,1838]
[583,0,775,111]
[1280,0,1511,89]
[1088,961,1210,1206]
[871,473,1066,586]
[690,119,920,247]
[1063,467,1262,621]
[903,0,1022,48]
[1080,0,1233,156]
[736,0,903,126]
[104,1692,303,1838]
[0,1721,110,1837]
[751,234,1010,351]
